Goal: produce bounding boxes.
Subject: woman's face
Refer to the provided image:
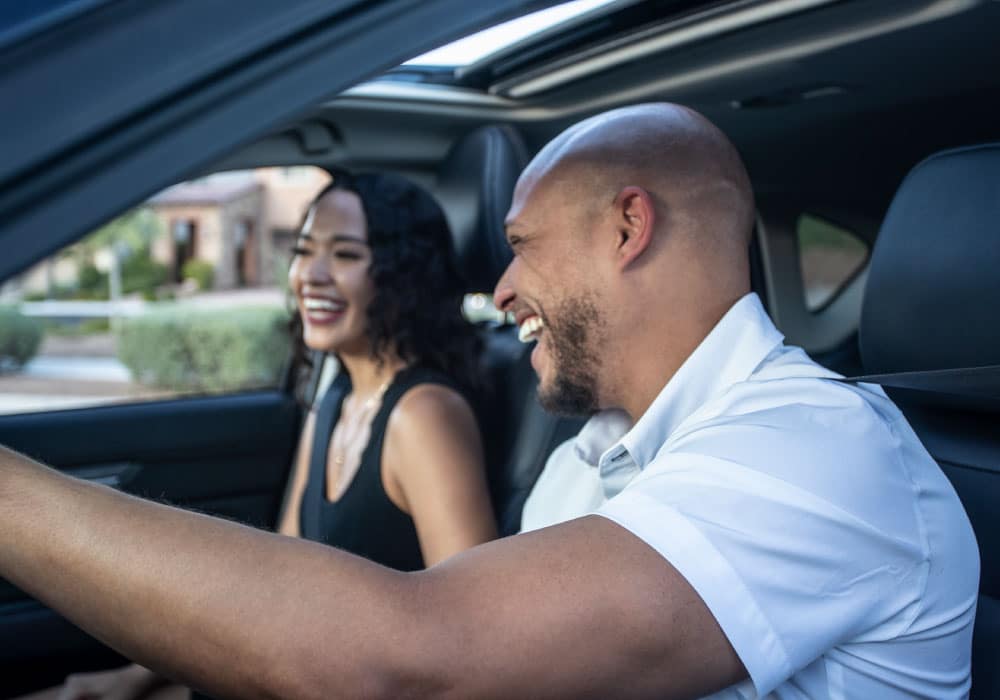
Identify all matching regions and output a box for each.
[289,188,375,355]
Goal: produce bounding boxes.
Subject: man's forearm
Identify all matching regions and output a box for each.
[0,447,423,699]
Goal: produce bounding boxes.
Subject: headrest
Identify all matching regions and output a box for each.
[436,125,528,292]
[860,143,1000,374]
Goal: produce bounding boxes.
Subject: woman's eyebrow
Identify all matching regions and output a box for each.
[331,234,368,245]
[297,233,367,245]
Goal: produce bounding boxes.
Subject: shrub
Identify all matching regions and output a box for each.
[116,306,290,392]
[181,260,215,291]
[76,263,110,300]
[122,254,169,298]
[0,306,44,371]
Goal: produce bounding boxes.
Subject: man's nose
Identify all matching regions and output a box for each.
[493,260,516,312]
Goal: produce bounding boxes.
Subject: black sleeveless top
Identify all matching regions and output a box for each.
[299,365,462,572]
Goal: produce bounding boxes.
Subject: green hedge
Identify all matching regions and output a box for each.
[181,260,215,291]
[116,306,290,392]
[0,306,44,370]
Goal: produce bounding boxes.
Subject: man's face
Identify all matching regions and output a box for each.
[494,174,606,416]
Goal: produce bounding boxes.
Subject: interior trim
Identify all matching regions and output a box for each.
[493,0,979,99]
[495,0,839,98]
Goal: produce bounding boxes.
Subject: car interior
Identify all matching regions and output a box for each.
[0,0,998,696]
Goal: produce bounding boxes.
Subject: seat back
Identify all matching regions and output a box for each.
[859,143,1000,698]
[435,125,584,531]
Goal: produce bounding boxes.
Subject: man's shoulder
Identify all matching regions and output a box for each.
[646,351,944,544]
[672,346,897,461]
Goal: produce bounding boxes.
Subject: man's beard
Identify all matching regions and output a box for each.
[536,294,603,417]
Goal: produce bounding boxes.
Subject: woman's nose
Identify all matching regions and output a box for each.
[305,253,333,284]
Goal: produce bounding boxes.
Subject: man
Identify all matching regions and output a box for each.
[0,103,978,699]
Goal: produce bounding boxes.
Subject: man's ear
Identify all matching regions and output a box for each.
[614,186,655,269]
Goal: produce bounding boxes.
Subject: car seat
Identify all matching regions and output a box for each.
[434,124,586,534]
[858,142,1000,698]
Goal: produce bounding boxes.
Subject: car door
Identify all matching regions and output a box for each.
[0,0,544,694]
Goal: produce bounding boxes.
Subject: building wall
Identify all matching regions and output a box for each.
[150,204,223,284]
[217,190,263,288]
[13,257,80,297]
[255,167,330,285]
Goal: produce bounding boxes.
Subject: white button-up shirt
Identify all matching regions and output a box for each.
[533,293,979,699]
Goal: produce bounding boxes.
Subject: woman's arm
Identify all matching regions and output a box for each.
[382,385,497,566]
[275,409,317,538]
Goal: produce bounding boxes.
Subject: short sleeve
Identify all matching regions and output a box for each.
[596,447,927,696]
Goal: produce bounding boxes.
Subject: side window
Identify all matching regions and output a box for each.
[796,214,869,311]
[462,293,508,324]
[0,167,330,416]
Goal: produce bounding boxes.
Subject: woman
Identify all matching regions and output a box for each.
[36,172,497,700]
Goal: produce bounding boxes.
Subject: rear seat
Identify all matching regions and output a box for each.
[857,143,1000,699]
[435,125,584,535]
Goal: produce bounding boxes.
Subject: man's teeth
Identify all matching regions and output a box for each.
[518,316,545,343]
[304,298,345,312]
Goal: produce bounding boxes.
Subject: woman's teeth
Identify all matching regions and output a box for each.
[518,316,545,343]
[304,298,345,312]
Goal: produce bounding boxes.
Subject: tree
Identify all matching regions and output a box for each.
[69,208,165,301]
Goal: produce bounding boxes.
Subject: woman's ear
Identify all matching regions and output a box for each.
[614,186,655,270]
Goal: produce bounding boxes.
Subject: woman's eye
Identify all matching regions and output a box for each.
[290,245,311,256]
[334,251,362,260]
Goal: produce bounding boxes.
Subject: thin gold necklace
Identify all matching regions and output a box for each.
[331,375,393,471]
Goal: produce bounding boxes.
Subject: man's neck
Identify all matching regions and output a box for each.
[607,292,747,420]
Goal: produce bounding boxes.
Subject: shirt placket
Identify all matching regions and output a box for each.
[598,446,641,500]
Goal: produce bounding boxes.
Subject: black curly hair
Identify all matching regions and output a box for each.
[290,170,482,392]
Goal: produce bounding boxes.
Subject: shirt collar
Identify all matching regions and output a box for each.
[603,293,784,472]
[572,409,633,467]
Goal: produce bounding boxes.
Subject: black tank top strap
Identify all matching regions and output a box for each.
[364,365,462,461]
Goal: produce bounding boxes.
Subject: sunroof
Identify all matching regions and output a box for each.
[404,0,622,67]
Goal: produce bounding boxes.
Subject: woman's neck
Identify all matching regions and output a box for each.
[338,349,408,396]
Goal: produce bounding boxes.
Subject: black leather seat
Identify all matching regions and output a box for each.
[434,125,585,534]
[859,143,1000,698]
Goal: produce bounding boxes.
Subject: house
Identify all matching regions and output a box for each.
[148,167,330,289]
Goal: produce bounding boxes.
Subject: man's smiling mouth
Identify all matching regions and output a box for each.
[518,315,545,343]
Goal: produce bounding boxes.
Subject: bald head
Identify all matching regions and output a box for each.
[496,103,757,418]
[521,103,755,253]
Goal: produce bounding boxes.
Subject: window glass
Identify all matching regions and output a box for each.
[404,0,618,67]
[462,293,508,324]
[0,166,330,416]
[796,214,868,311]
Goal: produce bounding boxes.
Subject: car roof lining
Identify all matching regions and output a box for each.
[206,0,999,230]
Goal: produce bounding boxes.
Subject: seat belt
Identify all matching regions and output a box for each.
[300,373,349,539]
[840,364,1000,400]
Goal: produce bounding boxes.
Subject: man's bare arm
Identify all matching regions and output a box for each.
[0,446,746,699]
